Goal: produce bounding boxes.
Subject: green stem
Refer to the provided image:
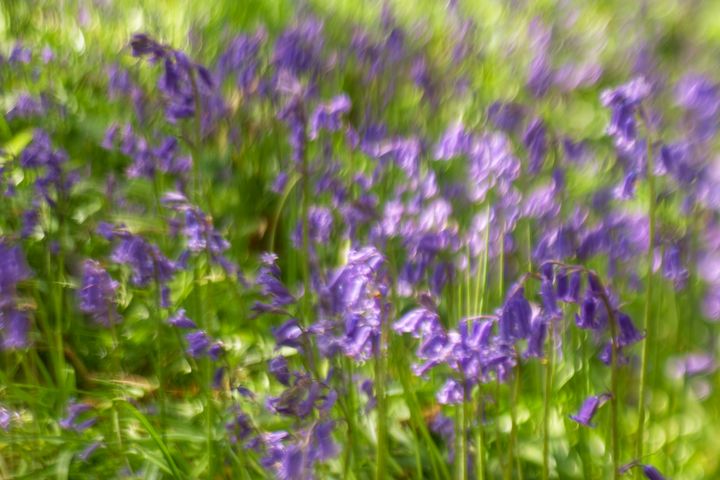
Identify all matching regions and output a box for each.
[507,358,522,480]
[375,316,389,480]
[542,320,554,480]
[475,385,486,480]
[636,138,655,471]
[597,285,620,480]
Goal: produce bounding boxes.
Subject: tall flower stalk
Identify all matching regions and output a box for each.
[636,119,655,472]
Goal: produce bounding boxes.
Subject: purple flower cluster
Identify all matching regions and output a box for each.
[0,241,31,350]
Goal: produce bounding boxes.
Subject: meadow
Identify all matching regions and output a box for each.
[1,0,720,478]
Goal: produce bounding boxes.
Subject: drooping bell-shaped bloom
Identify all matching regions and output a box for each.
[436,378,464,405]
[525,314,548,359]
[269,356,291,386]
[569,394,610,427]
[59,401,96,432]
[499,286,532,342]
[185,331,211,358]
[601,77,650,151]
[168,309,196,329]
[617,312,644,347]
[255,253,295,311]
[78,261,120,327]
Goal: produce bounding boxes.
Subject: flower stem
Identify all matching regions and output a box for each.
[636,137,655,473]
[542,319,554,480]
[596,283,621,480]
[475,384,486,480]
[375,319,389,480]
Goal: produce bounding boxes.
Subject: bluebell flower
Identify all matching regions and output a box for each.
[59,401,96,432]
[617,312,644,347]
[523,118,548,174]
[525,314,548,359]
[269,356,291,386]
[78,441,103,462]
[601,77,650,151]
[272,319,304,350]
[78,261,120,327]
[437,378,464,405]
[499,286,532,342]
[185,331,211,358]
[569,394,610,427]
[309,95,351,139]
[111,231,176,288]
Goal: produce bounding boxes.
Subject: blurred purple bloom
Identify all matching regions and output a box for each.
[269,356,291,386]
[434,122,471,160]
[78,441,102,462]
[499,286,532,342]
[185,331,211,358]
[488,102,525,134]
[256,253,295,309]
[643,465,665,480]
[309,95,351,139]
[667,353,716,380]
[523,118,547,174]
[570,394,610,427]
[617,312,644,347]
[437,378,464,405]
[393,305,440,337]
[111,232,176,287]
[272,319,304,349]
[78,260,120,327]
[601,77,650,150]
[168,309,196,329]
[59,401,96,432]
[525,314,548,359]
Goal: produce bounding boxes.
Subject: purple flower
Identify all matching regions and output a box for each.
[226,407,253,445]
[570,394,610,427]
[185,331,211,358]
[130,33,166,59]
[487,102,525,134]
[272,319,304,349]
[0,406,16,430]
[292,206,333,247]
[434,122,471,160]
[437,378,464,405]
[1,310,30,350]
[310,421,337,461]
[525,314,548,359]
[273,19,324,77]
[269,356,291,386]
[6,93,44,120]
[499,286,532,342]
[662,243,689,290]
[523,118,547,174]
[617,312,644,347]
[642,464,665,480]
[667,353,716,380]
[575,292,600,330]
[601,77,650,150]
[111,232,176,288]
[256,253,295,310]
[168,309,196,329]
[309,95,351,139]
[78,441,103,462]
[0,242,30,296]
[393,306,440,337]
[59,401,96,432]
[78,261,120,327]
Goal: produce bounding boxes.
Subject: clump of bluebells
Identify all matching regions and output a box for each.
[2,2,720,479]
